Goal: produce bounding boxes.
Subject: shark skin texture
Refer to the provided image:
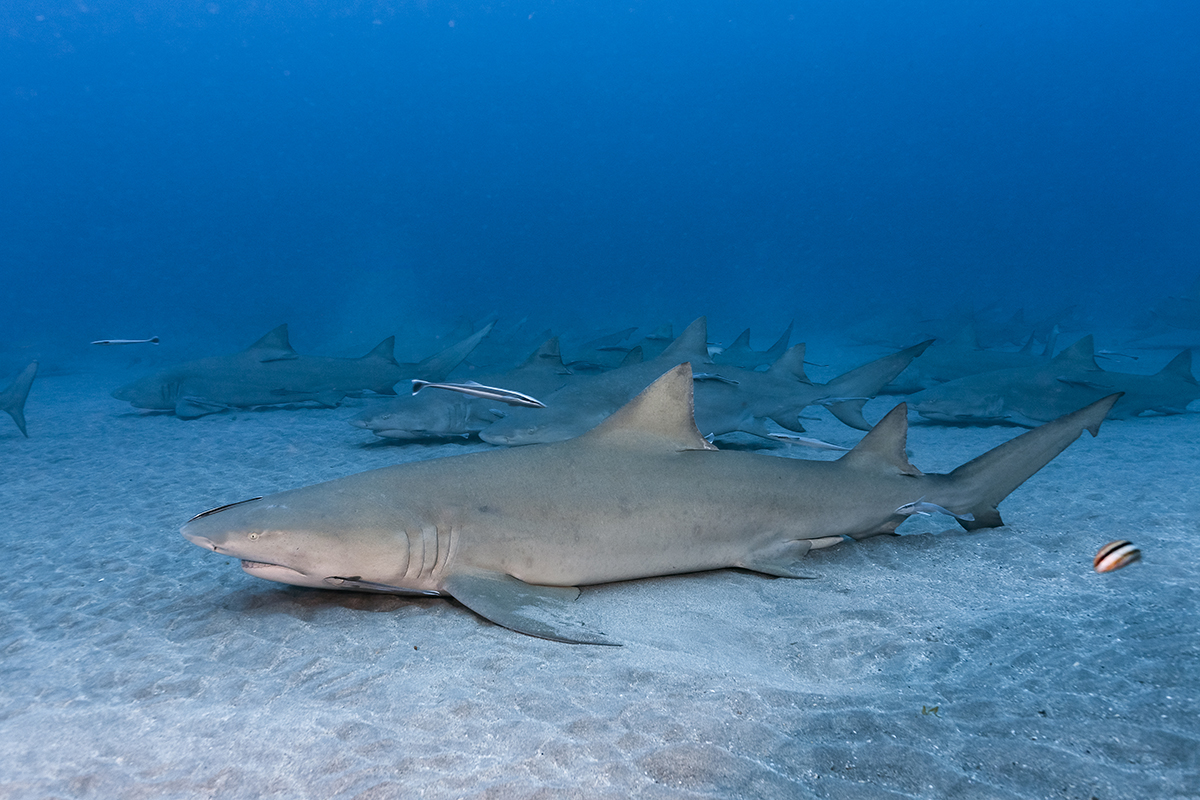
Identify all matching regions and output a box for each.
[1,361,37,437]
[911,335,1199,426]
[183,363,1119,645]
[113,323,493,419]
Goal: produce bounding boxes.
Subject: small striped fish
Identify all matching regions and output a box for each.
[1094,540,1141,573]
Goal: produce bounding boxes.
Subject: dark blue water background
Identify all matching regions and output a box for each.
[2,1,1198,353]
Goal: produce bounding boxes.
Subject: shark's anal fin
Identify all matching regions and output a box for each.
[443,571,619,646]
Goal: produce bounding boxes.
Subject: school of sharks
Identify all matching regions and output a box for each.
[6,282,1200,643]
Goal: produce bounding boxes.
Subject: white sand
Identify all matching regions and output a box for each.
[1,356,1197,799]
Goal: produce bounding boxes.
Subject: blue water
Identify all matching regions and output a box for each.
[3,1,1198,350]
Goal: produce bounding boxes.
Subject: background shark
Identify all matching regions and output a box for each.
[113,323,493,418]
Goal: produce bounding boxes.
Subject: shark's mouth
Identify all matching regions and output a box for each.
[240,559,301,574]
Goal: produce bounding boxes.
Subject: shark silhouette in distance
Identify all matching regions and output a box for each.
[886,322,1058,394]
[711,321,793,370]
[350,337,574,441]
[113,323,493,418]
[183,363,1120,644]
[1,361,37,437]
[911,335,1199,426]
[479,317,931,446]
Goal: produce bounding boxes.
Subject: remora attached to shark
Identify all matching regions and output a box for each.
[183,363,1120,644]
[114,323,493,418]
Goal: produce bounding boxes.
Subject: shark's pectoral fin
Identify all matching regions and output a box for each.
[738,538,822,578]
[443,570,619,646]
[175,397,227,418]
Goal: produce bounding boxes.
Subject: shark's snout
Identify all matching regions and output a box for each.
[182,530,218,550]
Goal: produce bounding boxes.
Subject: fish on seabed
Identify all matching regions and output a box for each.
[182,364,1120,644]
[1094,540,1141,573]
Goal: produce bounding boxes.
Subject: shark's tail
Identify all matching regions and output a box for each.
[931,392,1121,530]
[823,340,934,430]
[2,361,38,437]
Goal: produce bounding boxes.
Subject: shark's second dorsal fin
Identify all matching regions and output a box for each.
[658,317,712,365]
[247,325,299,362]
[838,403,922,476]
[1051,335,1098,370]
[579,363,717,451]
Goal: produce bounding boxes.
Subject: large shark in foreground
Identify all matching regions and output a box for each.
[183,364,1119,644]
[114,324,493,418]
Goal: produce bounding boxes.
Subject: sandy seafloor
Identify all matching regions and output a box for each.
[2,343,1198,800]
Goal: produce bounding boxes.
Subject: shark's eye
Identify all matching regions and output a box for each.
[248,532,259,540]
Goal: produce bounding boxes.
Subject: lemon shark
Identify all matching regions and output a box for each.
[113,323,493,419]
[182,363,1119,644]
[1,361,37,437]
[912,335,1199,425]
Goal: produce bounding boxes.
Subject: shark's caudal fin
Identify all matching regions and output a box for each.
[937,393,1121,530]
[823,340,934,430]
[416,322,496,382]
[1,361,38,437]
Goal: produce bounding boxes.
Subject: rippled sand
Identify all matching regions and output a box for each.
[2,357,1197,799]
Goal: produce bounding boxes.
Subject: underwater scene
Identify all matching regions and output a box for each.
[2,1,1199,798]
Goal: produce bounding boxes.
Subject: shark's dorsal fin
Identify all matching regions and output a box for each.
[765,320,793,360]
[1158,349,1198,384]
[523,337,563,368]
[619,346,644,367]
[658,317,711,365]
[767,343,811,383]
[728,329,752,350]
[579,363,717,451]
[1051,335,1098,369]
[246,325,298,362]
[838,403,922,476]
[363,336,400,365]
